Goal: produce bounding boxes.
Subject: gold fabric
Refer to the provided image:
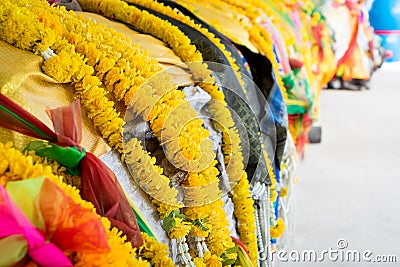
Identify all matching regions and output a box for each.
[0,40,109,156]
[175,0,259,53]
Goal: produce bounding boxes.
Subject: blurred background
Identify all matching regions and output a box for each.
[279,67,400,266]
[278,0,400,266]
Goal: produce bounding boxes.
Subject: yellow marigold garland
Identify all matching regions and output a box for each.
[1,1,179,264]
[123,137,183,207]
[270,218,285,239]
[79,0,260,261]
[2,0,260,264]
[139,233,176,267]
[0,0,124,152]
[232,173,258,265]
[78,0,241,260]
[45,6,162,105]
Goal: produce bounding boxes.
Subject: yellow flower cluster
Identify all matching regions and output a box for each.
[139,233,176,267]
[270,218,285,239]
[0,0,125,152]
[183,161,220,188]
[205,200,236,256]
[47,7,162,106]
[0,1,56,54]
[124,138,183,207]
[232,174,258,266]
[0,142,150,266]
[75,219,150,267]
[169,218,192,239]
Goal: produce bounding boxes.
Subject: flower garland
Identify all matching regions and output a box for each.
[175,0,288,101]
[2,0,258,265]
[139,233,176,267]
[179,0,289,235]
[126,62,234,264]
[41,6,162,106]
[0,1,180,264]
[0,142,150,266]
[124,0,248,90]
[82,0,259,263]
[0,0,124,153]
[78,0,256,262]
[123,137,183,207]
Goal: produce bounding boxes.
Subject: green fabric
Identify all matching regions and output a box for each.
[6,176,47,230]
[293,67,302,76]
[282,74,295,90]
[287,105,307,115]
[0,234,28,267]
[25,141,86,175]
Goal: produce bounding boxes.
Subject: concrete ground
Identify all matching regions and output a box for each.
[277,65,400,266]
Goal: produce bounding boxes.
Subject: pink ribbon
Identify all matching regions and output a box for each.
[0,185,72,267]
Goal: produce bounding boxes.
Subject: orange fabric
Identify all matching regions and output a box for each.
[38,178,110,253]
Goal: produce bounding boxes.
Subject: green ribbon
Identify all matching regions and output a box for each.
[0,105,54,140]
[287,105,307,115]
[25,141,86,176]
[282,74,295,90]
[132,209,155,238]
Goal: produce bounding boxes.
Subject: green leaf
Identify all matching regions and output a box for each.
[175,213,185,219]
[193,219,209,231]
[171,210,185,219]
[225,245,239,254]
[222,258,236,266]
[162,213,176,233]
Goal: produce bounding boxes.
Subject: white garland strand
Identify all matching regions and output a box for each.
[176,236,195,267]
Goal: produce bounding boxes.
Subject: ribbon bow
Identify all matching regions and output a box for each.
[0,94,143,247]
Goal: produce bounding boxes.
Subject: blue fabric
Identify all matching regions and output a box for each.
[269,81,288,129]
[274,162,280,224]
